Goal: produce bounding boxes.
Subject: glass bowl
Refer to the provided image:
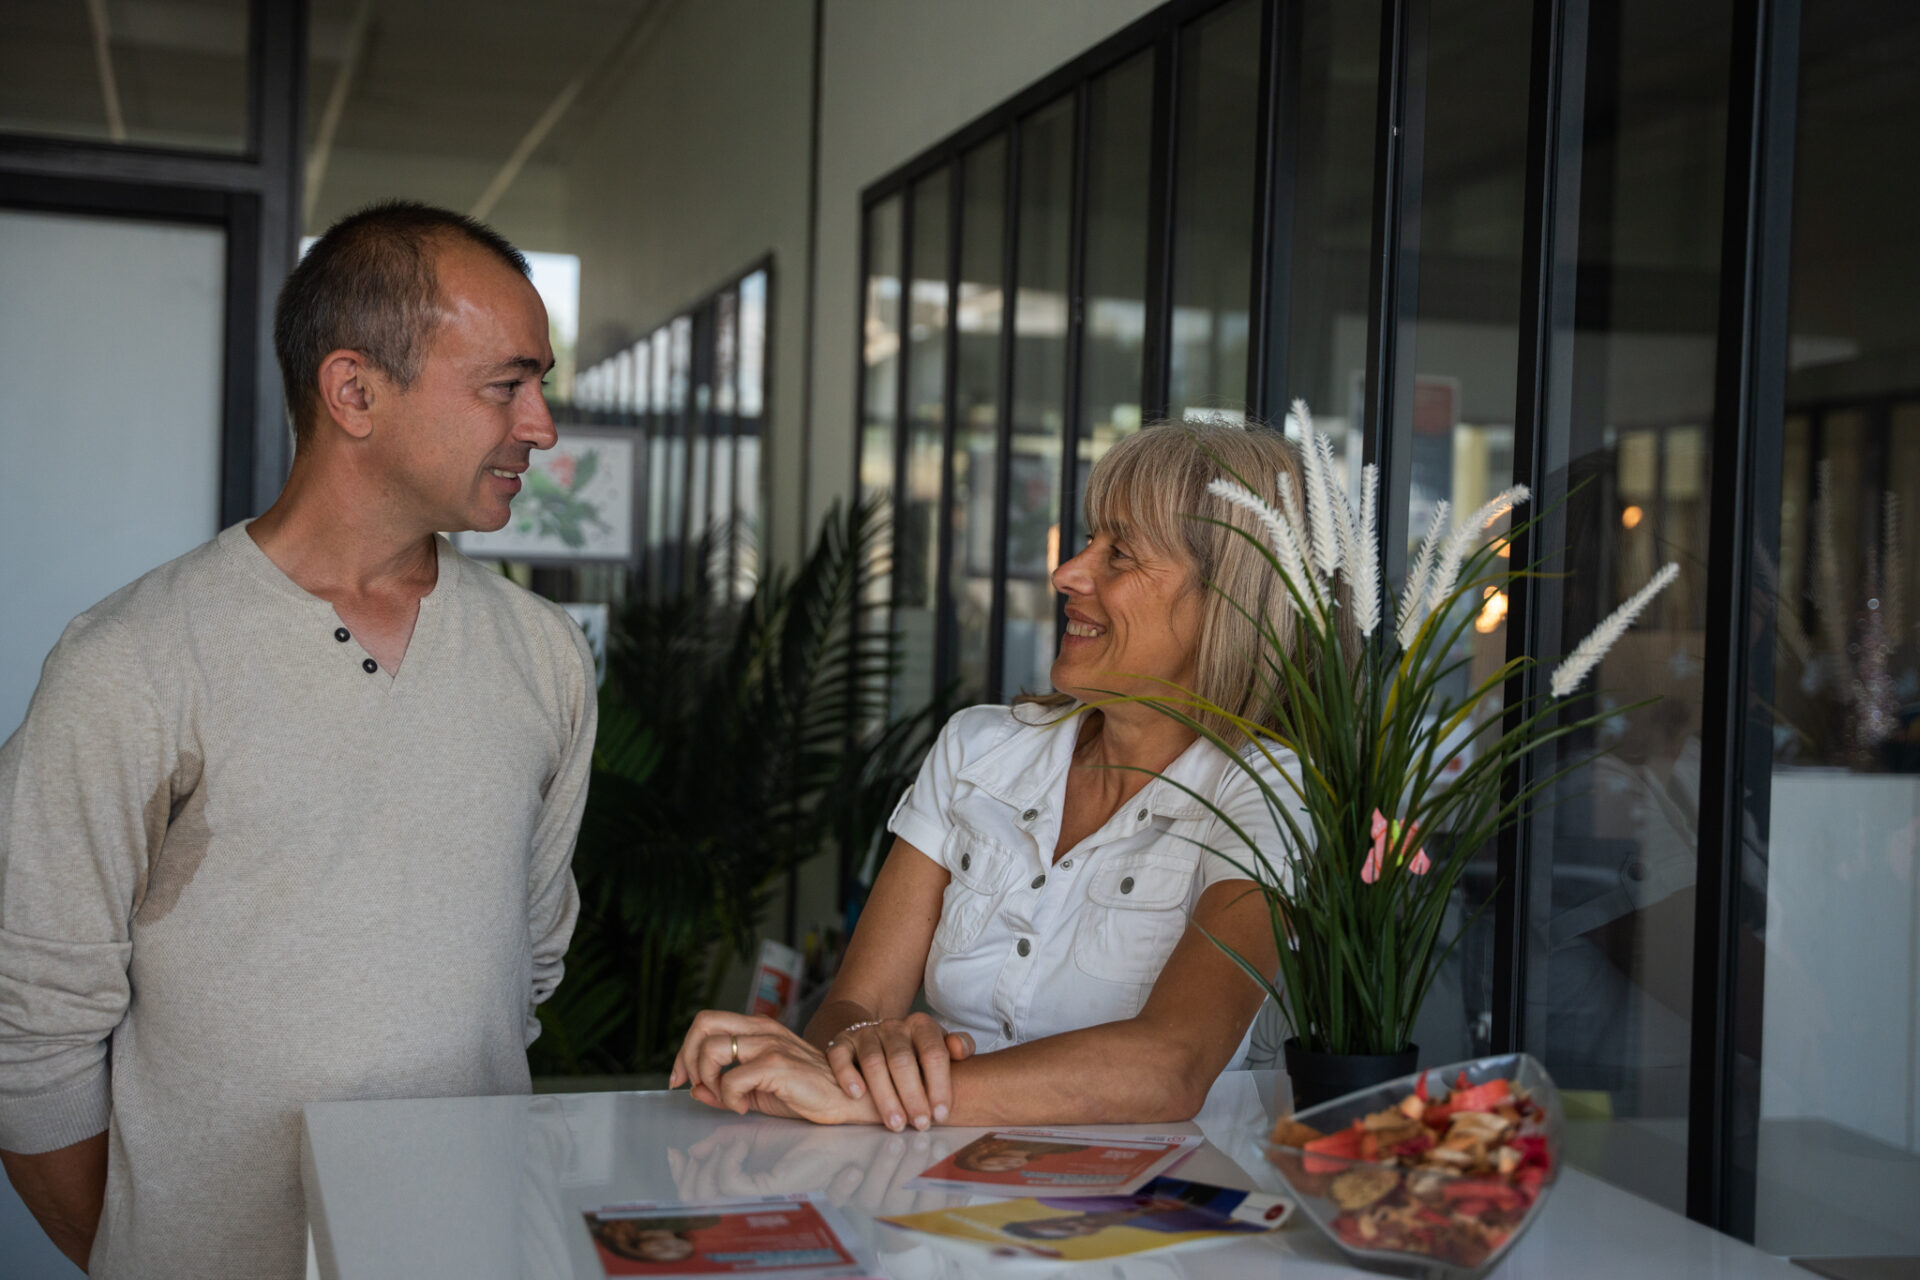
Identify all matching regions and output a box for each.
[1260,1053,1563,1277]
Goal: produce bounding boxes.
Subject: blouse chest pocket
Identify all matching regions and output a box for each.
[1071,852,1196,985]
[933,826,1015,955]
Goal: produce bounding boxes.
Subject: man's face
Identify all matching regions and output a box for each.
[369,240,556,533]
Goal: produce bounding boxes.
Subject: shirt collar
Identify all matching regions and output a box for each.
[957,701,1235,821]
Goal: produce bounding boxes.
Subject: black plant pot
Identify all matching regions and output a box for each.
[1283,1038,1420,1110]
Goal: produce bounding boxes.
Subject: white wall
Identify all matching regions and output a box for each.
[0,209,226,741]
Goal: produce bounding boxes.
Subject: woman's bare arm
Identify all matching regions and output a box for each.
[802,836,946,1046]
[800,838,978,1131]
[716,877,1278,1126]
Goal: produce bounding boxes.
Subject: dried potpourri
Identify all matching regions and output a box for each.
[1267,1071,1553,1269]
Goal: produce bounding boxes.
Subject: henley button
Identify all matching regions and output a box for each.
[362,658,378,674]
[1120,876,1135,894]
[1002,1020,1013,1038]
[1020,808,1039,823]
[333,627,351,642]
[960,852,971,871]
[1061,859,1073,869]
[1031,874,1046,889]
[1136,808,1149,822]
[1017,938,1031,957]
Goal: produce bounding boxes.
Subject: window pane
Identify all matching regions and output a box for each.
[736,269,768,598]
[860,198,906,716]
[1278,0,1381,480]
[711,290,738,601]
[666,315,692,593]
[1747,1,1920,1257]
[895,168,952,718]
[1002,96,1075,701]
[949,137,1009,705]
[1379,0,1535,1093]
[1525,0,1736,1214]
[1168,0,1261,421]
[1074,51,1154,527]
[0,0,250,152]
[649,332,673,593]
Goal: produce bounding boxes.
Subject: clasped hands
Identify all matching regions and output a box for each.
[668,1010,975,1131]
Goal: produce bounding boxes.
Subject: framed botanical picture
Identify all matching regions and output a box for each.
[455,426,638,564]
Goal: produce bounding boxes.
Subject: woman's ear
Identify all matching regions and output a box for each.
[316,348,377,441]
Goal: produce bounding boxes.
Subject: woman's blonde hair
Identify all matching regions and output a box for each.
[1016,419,1344,747]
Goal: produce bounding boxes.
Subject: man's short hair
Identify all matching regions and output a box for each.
[274,200,529,446]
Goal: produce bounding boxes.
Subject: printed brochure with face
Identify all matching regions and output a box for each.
[582,1195,880,1277]
[903,1127,1202,1196]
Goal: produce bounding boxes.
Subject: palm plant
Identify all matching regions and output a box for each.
[531,499,939,1075]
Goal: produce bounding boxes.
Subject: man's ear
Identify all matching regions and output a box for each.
[316,349,378,441]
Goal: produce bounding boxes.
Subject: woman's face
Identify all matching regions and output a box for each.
[1050,524,1203,703]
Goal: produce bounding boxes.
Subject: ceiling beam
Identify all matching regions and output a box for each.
[304,0,374,229]
[468,0,669,224]
[84,0,127,142]
[470,70,584,223]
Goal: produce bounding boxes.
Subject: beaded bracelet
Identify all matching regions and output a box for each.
[827,1018,884,1049]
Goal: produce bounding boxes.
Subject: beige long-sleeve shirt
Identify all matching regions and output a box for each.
[0,522,596,1279]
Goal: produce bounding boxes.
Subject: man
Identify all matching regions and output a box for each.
[0,202,597,1278]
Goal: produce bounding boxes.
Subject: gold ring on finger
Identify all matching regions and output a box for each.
[730,1034,739,1066]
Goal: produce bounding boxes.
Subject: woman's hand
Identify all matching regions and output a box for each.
[668,1010,881,1126]
[823,1013,976,1132]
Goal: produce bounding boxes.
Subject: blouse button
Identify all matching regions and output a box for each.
[362,658,378,674]
[1120,876,1135,894]
[333,627,351,642]
[960,852,971,872]
[1136,808,1149,822]
[1031,874,1046,889]
[1017,938,1031,957]
[1021,808,1039,823]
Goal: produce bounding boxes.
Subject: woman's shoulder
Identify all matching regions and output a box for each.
[941,699,1076,748]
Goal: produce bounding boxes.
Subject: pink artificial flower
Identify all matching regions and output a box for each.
[550,453,577,488]
[1363,808,1430,882]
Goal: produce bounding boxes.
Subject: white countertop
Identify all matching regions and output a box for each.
[301,1073,1803,1279]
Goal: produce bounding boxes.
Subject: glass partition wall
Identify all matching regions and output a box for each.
[573,261,770,604]
[853,0,1910,1255]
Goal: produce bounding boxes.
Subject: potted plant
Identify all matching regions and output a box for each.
[1138,404,1677,1106]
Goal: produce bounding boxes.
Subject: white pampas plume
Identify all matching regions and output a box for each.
[1293,400,1341,583]
[1274,474,1326,624]
[1397,501,1450,650]
[1317,428,1358,584]
[1549,561,1681,698]
[1352,463,1382,636]
[1425,486,1530,616]
[1208,478,1317,621]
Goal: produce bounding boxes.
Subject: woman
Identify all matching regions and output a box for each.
[669,421,1310,1130]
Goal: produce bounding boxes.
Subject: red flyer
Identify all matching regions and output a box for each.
[905,1128,1202,1197]
[583,1197,874,1277]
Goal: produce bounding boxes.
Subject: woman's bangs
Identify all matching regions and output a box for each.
[1082,435,1187,560]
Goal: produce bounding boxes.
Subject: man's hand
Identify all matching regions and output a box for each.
[1,1131,108,1271]
[823,1014,974,1132]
